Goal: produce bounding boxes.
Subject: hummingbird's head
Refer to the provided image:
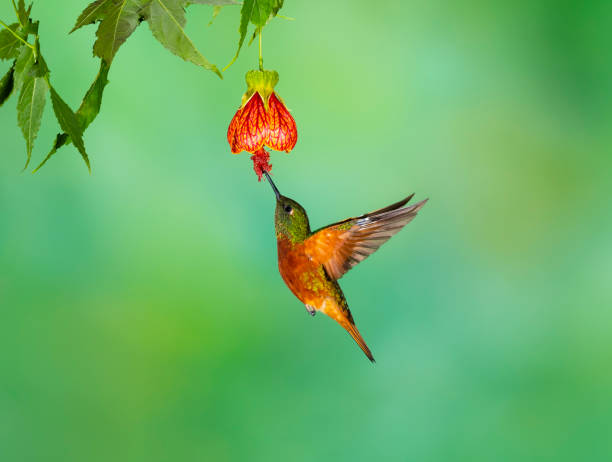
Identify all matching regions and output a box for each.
[264,172,310,243]
[275,195,310,242]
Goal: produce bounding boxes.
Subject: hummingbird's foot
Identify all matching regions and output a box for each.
[305,305,316,316]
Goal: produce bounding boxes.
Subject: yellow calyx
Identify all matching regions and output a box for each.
[242,70,279,108]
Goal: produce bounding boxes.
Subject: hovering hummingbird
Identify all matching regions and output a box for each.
[263,172,427,362]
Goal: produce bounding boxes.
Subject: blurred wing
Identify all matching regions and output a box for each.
[304,195,428,280]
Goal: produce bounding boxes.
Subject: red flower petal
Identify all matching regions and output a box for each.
[266,92,297,153]
[251,147,272,181]
[227,106,243,153]
[227,92,269,154]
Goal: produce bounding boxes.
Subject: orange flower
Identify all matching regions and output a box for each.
[227,70,297,155]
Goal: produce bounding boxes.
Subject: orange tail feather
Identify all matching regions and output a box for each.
[343,319,375,362]
[321,302,375,362]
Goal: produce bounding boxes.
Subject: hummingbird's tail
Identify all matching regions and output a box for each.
[343,319,375,363]
[321,301,375,362]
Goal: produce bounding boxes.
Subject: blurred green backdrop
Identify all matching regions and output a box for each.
[1,1,611,461]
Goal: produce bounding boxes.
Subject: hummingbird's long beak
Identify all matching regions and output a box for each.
[263,171,281,200]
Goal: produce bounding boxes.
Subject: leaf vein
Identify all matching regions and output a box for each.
[27,77,36,153]
[154,0,205,62]
[111,1,129,57]
[73,0,113,31]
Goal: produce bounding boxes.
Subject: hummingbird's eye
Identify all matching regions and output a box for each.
[284,205,293,214]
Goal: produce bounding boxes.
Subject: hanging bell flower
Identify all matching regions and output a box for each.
[227,70,298,156]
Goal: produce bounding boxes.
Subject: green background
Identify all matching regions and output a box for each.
[1,1,611,460]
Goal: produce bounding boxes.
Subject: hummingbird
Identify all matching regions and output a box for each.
[262,171,427,362]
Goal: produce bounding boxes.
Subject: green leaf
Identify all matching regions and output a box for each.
[34,60,111,172]
[0,23,22,60]
[0,64,15,106]
[49,85,90,172]
[17,74,48,169]
[186,0,240,5]
[271,0,283,15]
[33,133,69,173]
[223,1,251,69]
[145,0,221,77]
[25,19,38,36]
[225,0,283,70]
[246,0,270,27]
[93,0,141,63]
[13,44,35,91]
[244,0,284,28]
[33,45,50,77]
[17,0,31,27]
[76,59,111,130]
[71,0,114,34]
[247,25,258,46]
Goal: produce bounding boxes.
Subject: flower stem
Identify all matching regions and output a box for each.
[258,27,263,71]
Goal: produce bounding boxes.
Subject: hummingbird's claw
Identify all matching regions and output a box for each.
[305,305,316,316]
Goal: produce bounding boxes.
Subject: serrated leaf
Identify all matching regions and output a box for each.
[71,0,114,33]
[246,0,270,27]
[146,0,221,77]
[17,0,30,26]
[17,74,48,169]
[49,85,90,172]
[93,0,141,63]
[13,44,35,91]
[76,59,111,130]
[0,64,15,106]
[0,23,22,60]
[33,133,69,173]
[244,0,284,28]
[25,20,38,36]
[34,60,111,172]
[225,0,283,70]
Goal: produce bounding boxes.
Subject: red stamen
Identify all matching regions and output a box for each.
[251,148,272,181]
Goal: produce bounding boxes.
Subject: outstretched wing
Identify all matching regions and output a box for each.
[304,195,428,280]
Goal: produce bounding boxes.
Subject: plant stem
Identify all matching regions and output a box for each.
[258,27,263,71]
[0,19,36,57]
